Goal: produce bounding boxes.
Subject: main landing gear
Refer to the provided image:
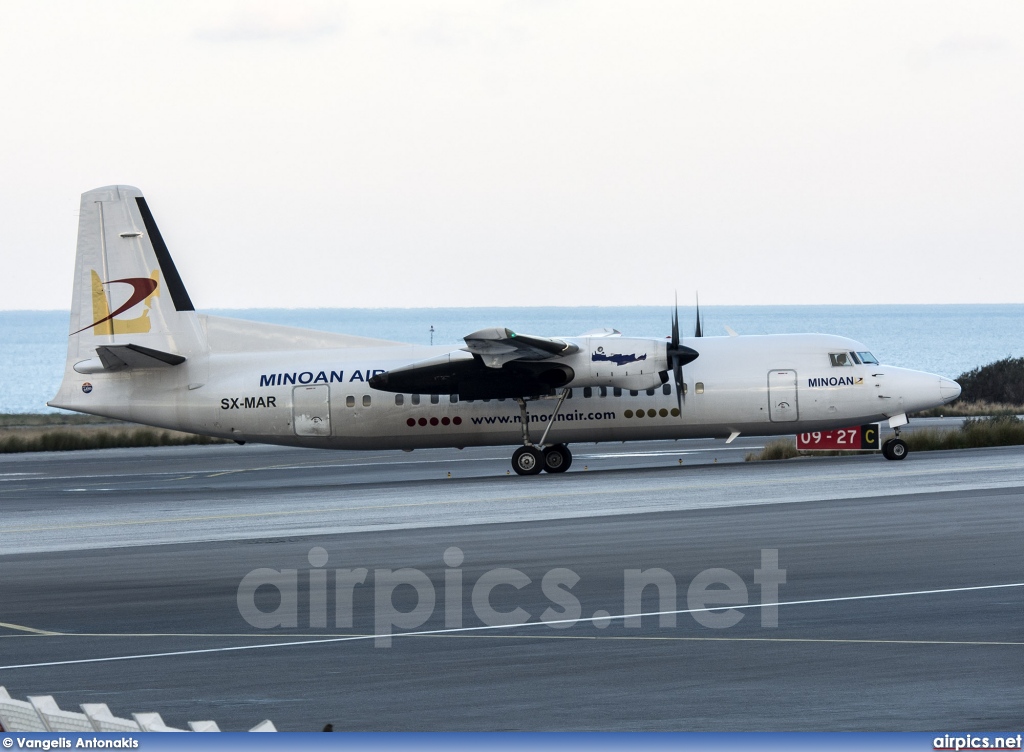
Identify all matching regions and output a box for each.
[511,444,572,475]
[881,427,908,461]
[509,391,573,475]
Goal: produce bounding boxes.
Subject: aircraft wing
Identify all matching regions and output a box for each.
[462,328,579,368]
[369,330,579,400]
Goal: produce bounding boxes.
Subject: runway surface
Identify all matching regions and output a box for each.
[1,425,1022,731]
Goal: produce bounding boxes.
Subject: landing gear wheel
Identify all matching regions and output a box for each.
[512,446,544,475]
[542,444,572,473]
[888,438,908,460]
[882,438,908,461]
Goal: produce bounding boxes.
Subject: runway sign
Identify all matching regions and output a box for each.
[797,424,880,451]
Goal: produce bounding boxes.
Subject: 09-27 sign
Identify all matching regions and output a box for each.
[797,424,881,451]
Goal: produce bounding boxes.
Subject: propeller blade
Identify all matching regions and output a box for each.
[694,293,703,338]
[674,357,684,411]
[671,293,680,349]
[668,294,698,416]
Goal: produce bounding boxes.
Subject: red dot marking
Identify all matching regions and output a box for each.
[406,418,415,427]
[453,416,462,425]
[441,417,450,426]
[429,417,439,426]
[418,418,427,426]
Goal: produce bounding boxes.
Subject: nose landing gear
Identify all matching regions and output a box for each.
[882,438,907,460]
[882,427,908,461]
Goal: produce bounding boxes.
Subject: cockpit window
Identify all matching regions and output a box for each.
[849,351,862,365]
[829,352,853,367]
[857,351,879,365]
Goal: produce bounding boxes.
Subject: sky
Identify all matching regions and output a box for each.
[1,1,1022,310]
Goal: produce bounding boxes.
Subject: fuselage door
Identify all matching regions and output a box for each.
[293,385,331,436]
[768,370,798,422]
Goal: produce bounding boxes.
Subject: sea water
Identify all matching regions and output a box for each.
[2,305,1022,414]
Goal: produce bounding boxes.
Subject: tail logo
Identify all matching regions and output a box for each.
[72,270,161,335]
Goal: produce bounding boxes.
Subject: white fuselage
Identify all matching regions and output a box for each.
[54,331,953,451]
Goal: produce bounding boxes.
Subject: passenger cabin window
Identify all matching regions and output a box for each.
[613,387,622,397]
[583,387,592,398]
[599,386,607,397]
[450,395,458,404]
[430,394,439,404]
[829,352,853,367]
[630,390,638,397]
[857,351,879,365]
[394,394,404,406]
[346,395,355,408]
[362,395,371,407]
[662,384,671,396]
[695,382,704,394]
[646,388,655,396]
[411,394,421,405]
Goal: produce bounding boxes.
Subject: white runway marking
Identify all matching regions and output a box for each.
[4,455,515,486]
[0,621,61,636]
[2,582,1020,671]
[577,447,762,459]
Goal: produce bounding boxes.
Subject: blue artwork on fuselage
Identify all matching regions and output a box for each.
[591,352,648,366]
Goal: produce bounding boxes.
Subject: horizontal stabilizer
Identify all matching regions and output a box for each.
[74,344,186,374]
[99,344,186,369]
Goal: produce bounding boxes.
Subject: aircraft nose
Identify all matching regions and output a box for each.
[939,377,961,404]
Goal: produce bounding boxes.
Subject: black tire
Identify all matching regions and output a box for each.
[542,444,572,473]
[512,446,544,475]
[888,438,908,460]
[881,439,893,460]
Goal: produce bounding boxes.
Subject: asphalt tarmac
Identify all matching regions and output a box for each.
[0,426,1021,731]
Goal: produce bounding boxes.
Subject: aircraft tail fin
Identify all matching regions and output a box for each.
[50,186,208,413]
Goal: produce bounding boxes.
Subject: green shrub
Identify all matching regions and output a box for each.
[955,357,1024,405]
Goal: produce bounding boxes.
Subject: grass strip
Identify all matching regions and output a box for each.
[0,413,122,428]
[912,400,1024,418]
[746,416,1024,461]
[0,427,229,454]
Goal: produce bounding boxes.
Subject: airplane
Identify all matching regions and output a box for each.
[49,185,962,474]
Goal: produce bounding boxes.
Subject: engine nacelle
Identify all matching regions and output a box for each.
[560,337,668,391]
